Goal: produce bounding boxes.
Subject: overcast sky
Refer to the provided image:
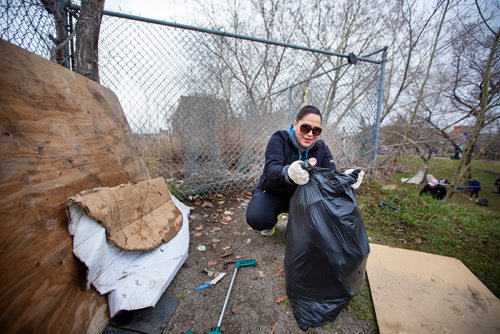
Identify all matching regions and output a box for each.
[104,0,206,24]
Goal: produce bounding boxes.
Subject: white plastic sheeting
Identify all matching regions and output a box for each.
[68,196,190,316]
[400,170,437,185]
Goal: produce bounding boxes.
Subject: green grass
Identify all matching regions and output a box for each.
[359,183,500,297]
[388,156,500,214]
[349,158,500,330]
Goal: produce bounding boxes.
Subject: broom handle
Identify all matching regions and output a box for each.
[216,266,239,328]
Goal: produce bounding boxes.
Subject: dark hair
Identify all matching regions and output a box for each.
[296,105,322,122]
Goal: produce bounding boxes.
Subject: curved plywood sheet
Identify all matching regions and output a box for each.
[0,40,149,333]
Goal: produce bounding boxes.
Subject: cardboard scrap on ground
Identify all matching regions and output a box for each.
[367,243,500,334]
[67,179,191,317]
[69,177,182,251]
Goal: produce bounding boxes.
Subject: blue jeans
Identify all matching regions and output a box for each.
[246,189,290,231]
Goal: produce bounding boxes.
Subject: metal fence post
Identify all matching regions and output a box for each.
[372,47,388,173]
[288,87,293,125]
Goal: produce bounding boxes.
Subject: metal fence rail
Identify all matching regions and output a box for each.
[1,0,386,198]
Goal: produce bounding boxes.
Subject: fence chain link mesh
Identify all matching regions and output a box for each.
[1,0,383,199]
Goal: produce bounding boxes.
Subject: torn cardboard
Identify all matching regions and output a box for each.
[68,194,190,317]
[69,177,182,251]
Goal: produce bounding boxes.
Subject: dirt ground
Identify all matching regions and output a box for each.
[163,194,372,334]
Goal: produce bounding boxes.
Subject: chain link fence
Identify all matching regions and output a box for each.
[1,0,385,198]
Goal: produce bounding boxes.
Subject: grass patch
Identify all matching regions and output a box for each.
[387,157,500,214]
[350,159,500,331]
[348,281,378,332]
[359,182,500,296]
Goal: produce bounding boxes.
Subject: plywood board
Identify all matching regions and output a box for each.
[367,243,500,334]
[70,177,182,251]
[0,40,149,333]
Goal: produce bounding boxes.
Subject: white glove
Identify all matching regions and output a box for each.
[288,161,309,185]
[345,168,365,189]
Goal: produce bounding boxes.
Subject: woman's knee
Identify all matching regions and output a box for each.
[246,202,271,230]
[246,192,278,230]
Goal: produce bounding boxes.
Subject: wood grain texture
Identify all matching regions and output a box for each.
[0,40,150,333]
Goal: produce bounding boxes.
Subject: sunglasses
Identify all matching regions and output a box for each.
[299,123,322,136]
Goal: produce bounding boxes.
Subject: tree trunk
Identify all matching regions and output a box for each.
[74,0,105,83]
[41,0,71,68]
[445,29,499,201]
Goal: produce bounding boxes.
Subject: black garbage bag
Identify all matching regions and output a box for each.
[284,166,370,330]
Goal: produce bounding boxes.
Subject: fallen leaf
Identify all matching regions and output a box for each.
[245,238,251,244]
[275,267,285,277]
[211,226,222,233]
[231,306,243,314]
[193,232,202,237]
[220,249,233,258]
[274,295,287,304]
[414,237,422,244]
[208,260,218,267]
[212,239,220,243]
[235,255,242,260]
[258,270,265,278]
[202,201,214,208]
[194,225,203,231]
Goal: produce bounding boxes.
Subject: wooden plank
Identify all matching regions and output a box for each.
[0,40,150,333]
[366,243,500,334]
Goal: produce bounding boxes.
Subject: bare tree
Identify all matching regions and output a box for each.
[445,0,500,199]
[291,0,401,124]
[396,0,450,157]
[41,0,72,67]
[41,0,105,82]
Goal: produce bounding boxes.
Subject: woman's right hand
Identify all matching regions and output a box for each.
[288,161,309,185]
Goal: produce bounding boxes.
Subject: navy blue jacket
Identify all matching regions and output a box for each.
[256,129,336,197]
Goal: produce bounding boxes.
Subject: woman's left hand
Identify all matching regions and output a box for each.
[344,169,365,189]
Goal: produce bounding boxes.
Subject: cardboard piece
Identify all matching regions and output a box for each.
[68,195,190,317]
[70,177,182,251]
[0,40,149,333]
[367,243,500,334]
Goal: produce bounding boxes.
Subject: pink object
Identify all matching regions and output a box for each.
[428,179,439,187]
